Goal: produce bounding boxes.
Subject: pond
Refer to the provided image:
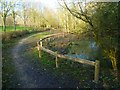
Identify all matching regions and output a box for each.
[66,40,104,61]
[45,34,105,62]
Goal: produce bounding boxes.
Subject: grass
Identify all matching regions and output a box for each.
[0,26,32,31]
[41,51,94,80]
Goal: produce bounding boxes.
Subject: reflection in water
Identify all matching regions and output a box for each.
[66,40,103,61]
[89,42,98,49]
[66,54,89,59]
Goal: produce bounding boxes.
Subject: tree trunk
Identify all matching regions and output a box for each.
[3,16,6,32]
[24,20,26,30]
[13,12,16,31]
[14,18,16,31]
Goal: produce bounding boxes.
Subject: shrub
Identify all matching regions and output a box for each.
[2,29,45,42]
[2,30,30,42]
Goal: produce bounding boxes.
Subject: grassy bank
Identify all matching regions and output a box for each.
[2,29,47,42]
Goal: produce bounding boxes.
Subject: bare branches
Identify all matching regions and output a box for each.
[60,0,94,28]
[78,0,84,14]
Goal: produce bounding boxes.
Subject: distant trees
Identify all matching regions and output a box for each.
[20,1,29,30]
[28,7,45,29]
[43,7,59,29]
[28,8,40,28]
[11,1,18,31]
[6,16,13,26]
[57,8,68,31]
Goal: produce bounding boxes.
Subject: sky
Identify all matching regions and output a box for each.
[5,0,60,12]
[24,0,59,12]
[39,0,59,10]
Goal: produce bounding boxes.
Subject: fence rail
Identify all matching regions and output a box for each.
[37,33,100,83]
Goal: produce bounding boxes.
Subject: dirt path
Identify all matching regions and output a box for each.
[11,32,80,88]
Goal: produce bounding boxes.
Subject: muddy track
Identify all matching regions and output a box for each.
[11,32,80,88]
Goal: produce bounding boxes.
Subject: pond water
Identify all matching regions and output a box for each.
[46,35,105,62]
[66,40,104,61]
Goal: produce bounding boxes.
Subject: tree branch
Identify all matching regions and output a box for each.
[63,0,94,28]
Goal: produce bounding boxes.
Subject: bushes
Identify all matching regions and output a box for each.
[2,30,31,42]
[2,28,50,42]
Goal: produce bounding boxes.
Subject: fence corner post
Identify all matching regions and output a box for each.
[94,60,100,83]
[55,51,58,68]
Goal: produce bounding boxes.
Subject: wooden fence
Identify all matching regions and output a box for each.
[37,33,100,83]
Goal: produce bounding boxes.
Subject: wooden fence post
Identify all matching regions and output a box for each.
[37,41,41,58]
[94,60,100,83]
[38,41,42,58]
[55,52,58,68]
[37,42,39,50]
[40,41,42,47]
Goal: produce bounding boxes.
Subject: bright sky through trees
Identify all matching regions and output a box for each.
[39,0,59,10]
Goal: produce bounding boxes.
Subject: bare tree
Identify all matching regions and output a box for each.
[0,0,12,32]
[17,1,29,30]
[22,3,28,30]
[11,0,20,31]
[11,2,17,31]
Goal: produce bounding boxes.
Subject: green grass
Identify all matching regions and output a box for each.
[0,26,31,31]
[41,51,94,80]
